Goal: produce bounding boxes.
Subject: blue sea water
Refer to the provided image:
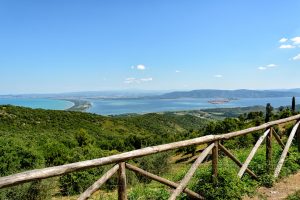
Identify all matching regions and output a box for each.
[87,97,300,115]
[0,97,298,115]
[0,98,74,110]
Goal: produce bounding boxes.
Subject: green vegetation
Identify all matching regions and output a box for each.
[287,191,300,200]
[0,105,208,199]
[292,96,296,114]
[0,100,299,199]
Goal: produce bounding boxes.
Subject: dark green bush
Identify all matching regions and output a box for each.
[191,167,256,200]
[132,152,170,183]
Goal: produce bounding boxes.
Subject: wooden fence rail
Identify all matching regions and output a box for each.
[1,114,300,199]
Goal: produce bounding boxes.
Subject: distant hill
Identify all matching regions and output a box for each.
[156,89,300,99]
[285,88,300,93]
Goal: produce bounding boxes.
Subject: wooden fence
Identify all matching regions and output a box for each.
[1,114,300,200]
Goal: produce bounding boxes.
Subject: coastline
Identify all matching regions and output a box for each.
[62,99,92,112]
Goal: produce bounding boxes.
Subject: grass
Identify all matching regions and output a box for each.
[287,191,300,200]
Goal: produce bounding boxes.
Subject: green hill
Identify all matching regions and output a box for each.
[0,104,299,200]
[0,105,211,199]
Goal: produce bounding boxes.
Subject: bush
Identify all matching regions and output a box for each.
[258,174,274,188]
[191,167,256,200]
[132,152,170,183]
[287,191,300,200]
[128,185,169,200]
[59,169,104,195]
[0,179,55,200]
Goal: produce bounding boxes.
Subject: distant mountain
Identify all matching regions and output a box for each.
[156,89,300,99]
[285,88,300,93]
[272,88,300,93]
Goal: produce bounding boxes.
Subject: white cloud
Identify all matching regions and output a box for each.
[140,77,153,82]
[291,37,300,44]
[131,64,146,70]
[292,54,300,60]
[258,67,267,70]
[258,63,278,71]
[279,38,288,43]
[124,77,137,84]
[124,77,153,84]
[267,64,277,67]
[137,64,146,70]
[214,74,223,78]
[175,70,180,73]
[279,44,296,49]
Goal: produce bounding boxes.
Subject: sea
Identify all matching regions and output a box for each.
[88,97,299,115]
[0,98,74,110]
[0,97,299,115]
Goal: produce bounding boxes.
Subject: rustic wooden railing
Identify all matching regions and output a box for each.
[1,114,300,199]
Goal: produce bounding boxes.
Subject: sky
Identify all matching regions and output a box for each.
[0,0,300,94]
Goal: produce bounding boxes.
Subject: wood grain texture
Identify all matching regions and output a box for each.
[266,128,273,173]
[212,141,219,184]
[118,162,127,200]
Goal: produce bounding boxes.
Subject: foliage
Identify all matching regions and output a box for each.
[265,103,274,122]
[0,105,208,198]
[1,104,300,199]
[287,191,300,200]
[191,167,255,200]
[128,185,169,200]
[132,152,170,183]
[292,96,296,114]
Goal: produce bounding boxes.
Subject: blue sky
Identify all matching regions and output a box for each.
[0,0,300,94]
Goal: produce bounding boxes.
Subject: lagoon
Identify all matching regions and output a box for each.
[0,98,74,110]
[87,97,300,115]
[0,97,299,115]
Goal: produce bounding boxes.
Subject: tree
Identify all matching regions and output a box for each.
[265,103,273,122]
[292,96,296,114]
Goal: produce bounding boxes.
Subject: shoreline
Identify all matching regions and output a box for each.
[62,99,92,112]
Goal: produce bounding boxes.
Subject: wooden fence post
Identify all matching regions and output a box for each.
[266,128,273,173]
[274,121,300,178]
[212,141,219,184]
[118,162,127,200]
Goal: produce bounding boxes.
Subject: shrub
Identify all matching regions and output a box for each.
[191,167,256,200]
[128,185,169,200]
[132,152,170,183]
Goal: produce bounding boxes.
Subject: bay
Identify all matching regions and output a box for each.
[0,97,298,115]
[87,97,300,115]
[0,98,74,110]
